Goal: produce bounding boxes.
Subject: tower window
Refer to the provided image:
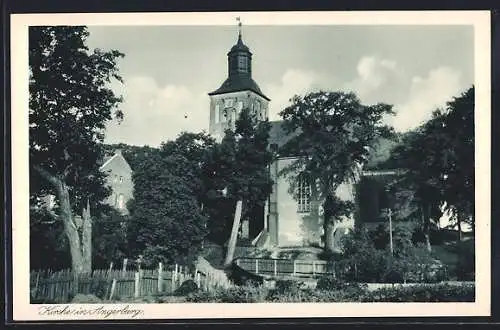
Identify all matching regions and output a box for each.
[255,101,261,119]
[215,104,220,123]
[297,173,312,213]
[237,56,248,73]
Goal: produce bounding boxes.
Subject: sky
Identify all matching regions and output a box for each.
[86,24,474,147]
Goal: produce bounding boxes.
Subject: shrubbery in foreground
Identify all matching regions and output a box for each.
[184,281,474,303]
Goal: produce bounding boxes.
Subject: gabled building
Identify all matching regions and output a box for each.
[35,149,134,216]
[208,24,400,251]
[99,149,134,215]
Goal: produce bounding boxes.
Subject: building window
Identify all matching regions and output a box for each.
[238,57,248,72]
[297,173,311,213]
[237,101,243,111]
[224,99,234,108]
[119,176,123,183]
[215,104,220,123]
[117,194,125,210]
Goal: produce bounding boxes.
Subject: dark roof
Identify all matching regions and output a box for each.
[268,120,399,170]
[229,34,250,53]
[268,120,298,149]
[208,76,270,101]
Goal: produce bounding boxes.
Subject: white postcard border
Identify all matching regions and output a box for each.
[10,10,491,320]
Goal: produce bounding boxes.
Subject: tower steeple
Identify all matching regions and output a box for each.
[208,17,270,141]
[237,16,242,39]
[209,18,269,100]
[227,17,252,78]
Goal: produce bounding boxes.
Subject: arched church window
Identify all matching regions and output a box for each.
[297,173,312,213]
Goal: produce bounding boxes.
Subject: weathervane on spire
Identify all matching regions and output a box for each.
[236,16,242,38]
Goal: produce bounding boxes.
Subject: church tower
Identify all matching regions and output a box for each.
[208,19,270,141]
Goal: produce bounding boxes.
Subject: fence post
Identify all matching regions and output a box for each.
[255,259,259,274]
[122,258,128,272]
[134,271,140,298]
[274,260,277,276]
[158,262,163,294]
[108,262,114,273]
[293,260,297,276]
[312,261,316,276]
[109,279,117,300]
[172,264,178,293]
[196,272,201,288]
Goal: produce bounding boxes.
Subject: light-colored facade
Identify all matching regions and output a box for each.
[268,156,357,248]
[209,90,269,142]
[100,150,134,215]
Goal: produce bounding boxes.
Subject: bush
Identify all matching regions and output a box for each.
[316,276,367,292]
[336,227,449,283]
[184,281,474,303]
[174,280,198,296]
[360,283,474,302]
[455,239,475,281]
[274,279,303,295]
[186,285,268,303]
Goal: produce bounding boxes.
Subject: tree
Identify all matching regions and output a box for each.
[92,206,129,269]
[439,87,475,236]
[202,132,238,245]
[387,86,474,244]
[209,109,274,264]
[161,132,216,208]
[387,121,446,251]
[128,140,209,266]
[279,91,394,252]
[29,26,124,274]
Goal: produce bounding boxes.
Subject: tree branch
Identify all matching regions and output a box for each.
[33,164,60,188]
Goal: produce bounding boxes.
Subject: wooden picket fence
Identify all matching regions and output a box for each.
[30,262,233,302]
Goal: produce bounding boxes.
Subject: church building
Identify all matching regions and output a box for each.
[208,23,399,251]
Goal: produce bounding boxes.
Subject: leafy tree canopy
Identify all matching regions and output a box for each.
[279,90,395,251]
[128,140,209,266]
[388,86,475,234]
[29,26,124,214]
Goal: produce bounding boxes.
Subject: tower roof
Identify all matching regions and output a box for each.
[208,20,270,101]
[208,76,270,100]
[229,34,250,53]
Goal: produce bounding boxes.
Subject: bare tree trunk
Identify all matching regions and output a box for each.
[323,192,337,253]
[457,216,463,242]
[81,199,92,273]
[33,166,91,275]
[421,204,432,253]
[224,200,243,267]
[324,217,335,253]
